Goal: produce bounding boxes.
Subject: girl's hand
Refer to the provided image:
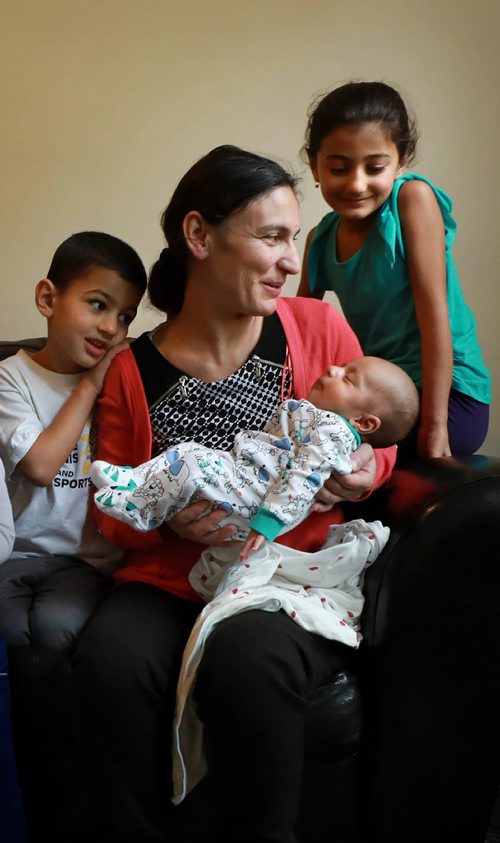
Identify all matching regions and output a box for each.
[311,443,377,513]
[167,500,238,545]
[417,423,452,459]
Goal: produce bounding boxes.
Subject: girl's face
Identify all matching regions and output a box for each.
[203,186,301,318]
[310,122,404,226]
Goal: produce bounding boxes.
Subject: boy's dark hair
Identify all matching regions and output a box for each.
[148,145,299,315]
[47,231,147,294]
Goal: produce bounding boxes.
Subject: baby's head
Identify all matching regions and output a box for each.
[35,232,147,371]
[307,356,419,448]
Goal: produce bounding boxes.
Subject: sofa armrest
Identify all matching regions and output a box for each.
[356,454,500,647]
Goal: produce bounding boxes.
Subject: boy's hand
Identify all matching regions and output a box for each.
[239,530,265,561]
[83,341,129,394]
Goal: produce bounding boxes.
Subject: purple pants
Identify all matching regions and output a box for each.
[398,389,489,461]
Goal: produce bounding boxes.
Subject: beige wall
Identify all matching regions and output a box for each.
[1,0,499,453]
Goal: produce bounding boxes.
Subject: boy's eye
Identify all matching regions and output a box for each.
[119,313,135,325]
[89,300,106,311]
[367,165,386,174]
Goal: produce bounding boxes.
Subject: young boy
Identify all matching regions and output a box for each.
[91,355,419,559]
[0,231,146,645]
[0,231,146,840]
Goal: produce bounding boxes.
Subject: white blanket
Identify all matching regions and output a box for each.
[172,518,390,803]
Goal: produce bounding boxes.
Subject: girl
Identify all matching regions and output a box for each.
[296,81,491,460]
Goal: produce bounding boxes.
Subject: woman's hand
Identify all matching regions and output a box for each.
[166,500,238,545]
[310,443,377,513]
[417,423,452,459]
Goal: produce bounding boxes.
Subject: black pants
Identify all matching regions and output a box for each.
[0,555,112,842]
[72,581,352,843]
[0,554,112,647]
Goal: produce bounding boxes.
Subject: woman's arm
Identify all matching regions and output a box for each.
[398,179,453,459]
[296,227,324,299]
[93,351,161,551]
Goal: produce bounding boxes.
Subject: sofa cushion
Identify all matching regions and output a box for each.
[0,338,45,362]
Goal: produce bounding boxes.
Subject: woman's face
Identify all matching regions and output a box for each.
[205,185,301,317]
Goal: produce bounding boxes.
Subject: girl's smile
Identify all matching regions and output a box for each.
[311,123,404,228]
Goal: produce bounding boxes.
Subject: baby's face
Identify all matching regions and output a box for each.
[307,359,376,419]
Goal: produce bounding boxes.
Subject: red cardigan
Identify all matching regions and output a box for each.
[95,298,396,600]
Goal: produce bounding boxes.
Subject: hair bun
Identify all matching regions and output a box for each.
[148,247,182,315]
[159,246,172,265]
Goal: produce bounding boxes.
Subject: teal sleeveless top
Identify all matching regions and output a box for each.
[307,173,491,403]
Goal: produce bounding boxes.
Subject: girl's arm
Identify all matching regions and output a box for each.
[398,180,453,459]
[296,227,324,299]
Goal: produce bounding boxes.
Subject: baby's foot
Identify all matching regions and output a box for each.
[93,484,155,532]
[91,460,139,491]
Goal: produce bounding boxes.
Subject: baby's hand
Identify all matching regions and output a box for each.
[239,530,265,561]
[83,341,129,394]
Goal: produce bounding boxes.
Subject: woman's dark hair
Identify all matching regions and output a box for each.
[148,144,299,315]
[304,81,418,164]
[47,231,147,294]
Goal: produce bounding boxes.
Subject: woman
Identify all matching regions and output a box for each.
[73,145,396,843]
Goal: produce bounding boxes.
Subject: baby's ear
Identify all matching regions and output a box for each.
[35,279,57,317]
[350,413,381,436]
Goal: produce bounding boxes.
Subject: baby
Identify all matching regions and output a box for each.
[92,355,418,559]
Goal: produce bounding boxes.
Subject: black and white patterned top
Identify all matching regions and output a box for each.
[131,314,292,456]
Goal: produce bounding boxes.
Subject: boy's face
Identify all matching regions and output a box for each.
[307,358,378,421]
[42,268,142,373]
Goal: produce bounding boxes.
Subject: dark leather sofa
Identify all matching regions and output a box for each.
[169,455,500,843]
[1,338,499,843]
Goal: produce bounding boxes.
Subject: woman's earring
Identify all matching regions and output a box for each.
[315,182,319,189]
